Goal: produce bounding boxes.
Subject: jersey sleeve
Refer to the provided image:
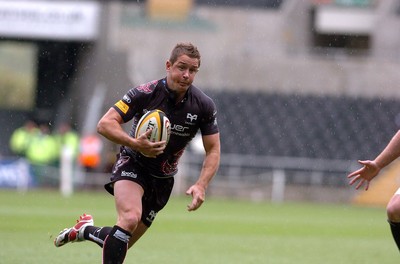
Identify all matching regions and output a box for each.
[112,89,141,123]
[200,98,219,136]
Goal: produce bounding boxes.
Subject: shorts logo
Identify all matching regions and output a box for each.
[146,210,157,223]
[121,170,137,178]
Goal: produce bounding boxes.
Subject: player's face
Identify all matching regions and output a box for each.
[166,54,199,95]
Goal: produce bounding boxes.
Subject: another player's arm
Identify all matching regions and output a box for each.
[97,108,164,157]
[374,130,400,169]
[348,130,400,190]
[186,133,220,211]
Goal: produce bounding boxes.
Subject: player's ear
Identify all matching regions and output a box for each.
[166,60,171,70]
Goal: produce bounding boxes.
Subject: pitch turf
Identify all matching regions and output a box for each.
[0,189,397,263]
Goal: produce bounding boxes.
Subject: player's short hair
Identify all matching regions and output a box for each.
[169,42,201,68]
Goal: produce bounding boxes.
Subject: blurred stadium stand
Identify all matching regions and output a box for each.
[195,0,283,8]
[207,91,400,160]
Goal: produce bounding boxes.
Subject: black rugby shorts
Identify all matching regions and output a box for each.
[104,154,174,227]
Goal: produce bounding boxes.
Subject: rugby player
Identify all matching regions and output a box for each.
[54,42,221,263]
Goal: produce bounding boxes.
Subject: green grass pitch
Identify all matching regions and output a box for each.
[0,189,397,263]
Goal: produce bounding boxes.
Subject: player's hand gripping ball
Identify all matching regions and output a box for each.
[135,109,171,144]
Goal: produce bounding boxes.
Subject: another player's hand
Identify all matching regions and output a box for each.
[347,160,380,191]
[135,129,166,158]
[185,184,206,211]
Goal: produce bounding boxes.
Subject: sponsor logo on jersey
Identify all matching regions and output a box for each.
[171,124,189,132]
[115,100,129,114]
[171,124,190,137]
[121,170,137,178]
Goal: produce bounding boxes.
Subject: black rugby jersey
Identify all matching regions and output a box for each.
[112,78,219,177]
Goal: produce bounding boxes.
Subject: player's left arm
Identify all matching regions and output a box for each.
[186,133,220,211]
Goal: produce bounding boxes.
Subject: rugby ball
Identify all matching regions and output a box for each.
[135,109,171,143]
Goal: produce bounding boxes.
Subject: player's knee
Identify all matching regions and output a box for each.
[118,212,141,233]
[387,201,400,222]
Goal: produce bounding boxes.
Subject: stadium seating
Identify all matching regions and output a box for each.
[206,90,400,160]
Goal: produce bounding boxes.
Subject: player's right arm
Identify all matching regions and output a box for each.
[97,107,165,157]
[348,130,400,190]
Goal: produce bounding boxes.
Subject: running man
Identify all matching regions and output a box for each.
[54,42,221,263]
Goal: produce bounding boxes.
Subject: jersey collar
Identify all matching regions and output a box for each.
[162,78,190,105]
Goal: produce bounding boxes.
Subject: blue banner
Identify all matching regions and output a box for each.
[0,158,34,189]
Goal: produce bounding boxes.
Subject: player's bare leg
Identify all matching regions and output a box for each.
[102,180,143,263]
[128,221,148,248]
[387,190,400,251]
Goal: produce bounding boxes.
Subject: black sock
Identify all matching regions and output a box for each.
[388,220,400,251]
[102,225,131,264]
[84,226,113,248]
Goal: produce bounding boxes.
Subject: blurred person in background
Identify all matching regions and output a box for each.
[54,42,221,264]
[348,130,400,252]
[55,122,80,163]
[25,123,59,186]
[78,132,103,172]
[9,119,39,157]
[25,123,59,166]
